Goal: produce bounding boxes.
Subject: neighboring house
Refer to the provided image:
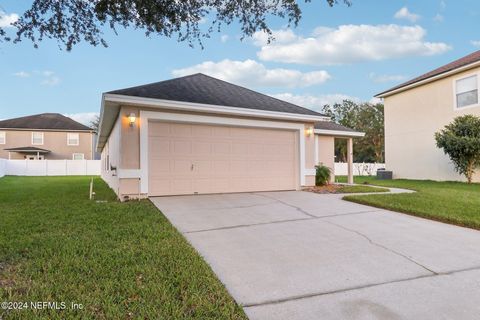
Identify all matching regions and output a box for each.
[376,50,480,182]
[96,73,363,200]
[0,113,95,160]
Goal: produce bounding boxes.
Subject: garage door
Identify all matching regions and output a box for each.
[148,121,298,196]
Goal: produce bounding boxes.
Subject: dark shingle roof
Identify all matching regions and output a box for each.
[376,50,480,97]
[314,121,359,133]
[108,73,325,117]
[4,146,51,153]
[0,113,92,131]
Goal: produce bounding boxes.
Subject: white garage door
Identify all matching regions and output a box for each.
[148,121,298,196]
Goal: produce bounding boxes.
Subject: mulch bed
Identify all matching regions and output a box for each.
[303,184,345,194]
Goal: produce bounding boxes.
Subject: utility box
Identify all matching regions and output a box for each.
[377,169,393,180]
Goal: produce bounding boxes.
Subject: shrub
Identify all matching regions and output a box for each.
[435,115,480,183]
[315,163,332,186]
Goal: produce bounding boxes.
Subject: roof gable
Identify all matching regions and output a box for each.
[376,50,480,97]
[0,113,93,131]
[108,73,324,117]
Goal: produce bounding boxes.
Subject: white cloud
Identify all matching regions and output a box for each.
[40,71,60,86]
[252,29,298,46]
[471,40,480,48]
[220,34,229,43]
[433,14,444,22]
[394,7,421,23]
[369,72,407,83]
[13,71,30,78]
[440,1,446,10]
[254,25,450,66]
[172,59,331,88]
[64,112,99,126]
[269,93,361,111]
[0,11,19,28]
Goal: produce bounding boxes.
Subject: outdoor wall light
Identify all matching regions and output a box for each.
[128,113,136,127]
[305,126,314,137]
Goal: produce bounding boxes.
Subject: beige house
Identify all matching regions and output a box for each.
[96,74,363,200]
[376,50,480,182]
[0,113,95,160]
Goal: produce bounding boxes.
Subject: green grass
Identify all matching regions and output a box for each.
[0,176,246,320]
[335,185,389,193]
[337,176,480,230]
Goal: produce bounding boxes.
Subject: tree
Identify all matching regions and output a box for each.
[1,0,351,51]
[322,100,384,163]
[435,115,480,183]
[89,114,100,132]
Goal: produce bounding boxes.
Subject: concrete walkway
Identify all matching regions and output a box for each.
[151,191,480,320]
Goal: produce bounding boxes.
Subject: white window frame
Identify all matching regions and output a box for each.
[72,153,84,160]
[31,132,44,145]
[453,72,480,111]
[67,132,80,146]
[0,131,5,144]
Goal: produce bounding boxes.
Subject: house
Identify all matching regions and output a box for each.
[376,50,480,182]
[0,113,95,160]
[96,74,363,200]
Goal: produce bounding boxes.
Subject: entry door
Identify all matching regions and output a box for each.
[148,121,298,196]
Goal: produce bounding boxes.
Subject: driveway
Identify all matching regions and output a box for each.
[151,191,480,320]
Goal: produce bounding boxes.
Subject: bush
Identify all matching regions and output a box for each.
[435,115,480,183]
[315,163,332,186]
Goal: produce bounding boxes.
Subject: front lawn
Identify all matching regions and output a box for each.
[337,176,480,230]
[0,176,246,320]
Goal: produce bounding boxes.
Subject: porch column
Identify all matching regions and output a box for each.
[347,137,353,184]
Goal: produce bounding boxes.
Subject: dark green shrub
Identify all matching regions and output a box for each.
[315,163,332,186]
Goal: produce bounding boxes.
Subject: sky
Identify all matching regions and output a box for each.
[0,0,479,125]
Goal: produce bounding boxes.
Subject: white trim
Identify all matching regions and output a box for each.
[377,60,480,98]
[452,72,480,111]
[0,131,5,144]
[139,110,308,194]
[117,169,142,179]
[314,129,365,137]
[105,94,329,122]
[67,132,80,146]
[31,132,44,145]
[0,128,92,132]
[72,153,84,160]
[314,134,319,165]
[118,169,141,179]
[304,168,316,176]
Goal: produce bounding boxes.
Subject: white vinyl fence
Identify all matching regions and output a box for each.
[0,159,6,178]
[334,162,385,176]
[2,160,101,176]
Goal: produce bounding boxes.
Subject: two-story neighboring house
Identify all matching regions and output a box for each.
[376,50,480,182]
[0,113,95,160]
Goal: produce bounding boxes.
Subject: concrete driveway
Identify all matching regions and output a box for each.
[151,191,480,320]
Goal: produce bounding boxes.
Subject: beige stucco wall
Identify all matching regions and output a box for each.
[0,130,93,160]
[100,105,325,199]
[317,135,335,183]
[101,115,121,194]
[384,66,480,182]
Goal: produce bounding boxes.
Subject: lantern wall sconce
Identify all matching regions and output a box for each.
[305,126,314,137]
[128,113,136,127]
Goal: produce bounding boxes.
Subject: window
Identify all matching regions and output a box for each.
[72,153,84,160]
[32,132,44,145]
[67,133,80,146]
[0,132,5,144]
[455,75,479,109]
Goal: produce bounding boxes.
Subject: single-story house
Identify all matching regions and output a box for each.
[96,74,364,200]
[0,113,95,160]
[376,50,480,182]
